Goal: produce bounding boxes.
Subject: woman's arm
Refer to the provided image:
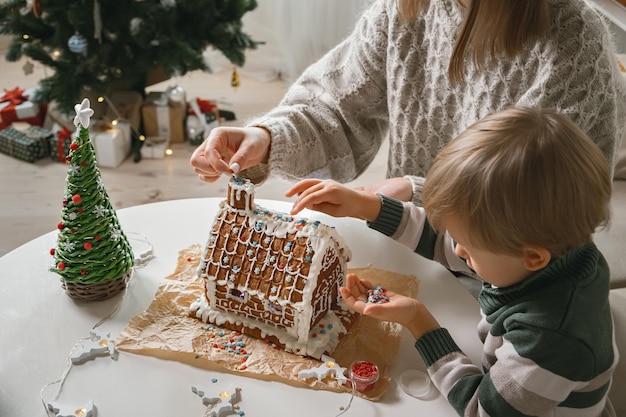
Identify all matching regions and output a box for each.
[246,1,393,183]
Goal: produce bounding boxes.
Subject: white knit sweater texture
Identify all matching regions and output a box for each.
[249,0,626,203]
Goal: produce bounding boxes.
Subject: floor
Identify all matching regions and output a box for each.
[0,40,389,257]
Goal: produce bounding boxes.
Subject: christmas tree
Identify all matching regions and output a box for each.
[0,0,258,113]
[50,98,134,301]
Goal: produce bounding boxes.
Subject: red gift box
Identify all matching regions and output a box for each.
[189,97,219,116]
[49,125,74,162]
[187,97,220,145]
[0,87,47,129]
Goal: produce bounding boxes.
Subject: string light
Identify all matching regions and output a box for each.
[22,33,30,40]
[165,147,173,156]
[335,384,356,417]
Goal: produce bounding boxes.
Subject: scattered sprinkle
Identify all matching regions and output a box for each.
[365,285,390,304]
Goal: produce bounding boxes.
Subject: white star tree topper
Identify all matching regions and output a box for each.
[73,98,94,128]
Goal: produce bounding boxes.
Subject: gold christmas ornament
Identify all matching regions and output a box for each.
[231,67,240,88]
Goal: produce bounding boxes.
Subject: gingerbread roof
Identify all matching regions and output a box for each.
[201,177,350,308]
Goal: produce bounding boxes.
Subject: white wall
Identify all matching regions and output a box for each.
[204,0,373,83]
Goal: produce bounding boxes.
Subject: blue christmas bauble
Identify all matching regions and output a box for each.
[68,33,88,54]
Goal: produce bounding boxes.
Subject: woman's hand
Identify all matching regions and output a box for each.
[340,273,440,340]
[286,179,381,221]
[190,126,271,183]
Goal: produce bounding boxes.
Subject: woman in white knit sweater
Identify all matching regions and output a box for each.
[190,0,626,205]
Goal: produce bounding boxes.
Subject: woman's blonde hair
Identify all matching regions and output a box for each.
[398,0,550,84]
[421,107,612,256]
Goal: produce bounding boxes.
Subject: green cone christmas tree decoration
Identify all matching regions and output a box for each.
[50,98,134,300]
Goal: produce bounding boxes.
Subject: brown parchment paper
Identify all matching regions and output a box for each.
[116,245,419,401]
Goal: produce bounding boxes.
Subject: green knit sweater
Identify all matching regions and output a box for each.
[249,0,626,204]
[369,195,617,416]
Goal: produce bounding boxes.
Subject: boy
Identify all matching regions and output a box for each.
[286,107,618,416]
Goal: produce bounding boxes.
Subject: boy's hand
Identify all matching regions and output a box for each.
[340,273,440,340]
[354,177,413,202]
[286,179,381,221]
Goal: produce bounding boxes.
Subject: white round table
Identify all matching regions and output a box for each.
[0,198,482,417]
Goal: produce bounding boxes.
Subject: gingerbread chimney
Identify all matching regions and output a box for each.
[227,176,255,211]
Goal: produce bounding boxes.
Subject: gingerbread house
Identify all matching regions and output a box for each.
[190,177,354,358]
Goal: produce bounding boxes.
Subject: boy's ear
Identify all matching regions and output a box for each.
[522,246,551,271]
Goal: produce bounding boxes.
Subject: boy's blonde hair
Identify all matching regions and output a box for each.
[422,107,612,256]
[398,0,550,84]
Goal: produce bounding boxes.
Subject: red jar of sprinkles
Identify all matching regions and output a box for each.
[350,360,379,392]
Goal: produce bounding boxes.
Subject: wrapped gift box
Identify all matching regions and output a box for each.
[0,123,53,162]
[43,101,75,132]
[90,120,132,168]
[47,119,130,167]
[48,124,74,162]
[141,91,185,143]
[0,87,47,129]
[107,91,143,132]
[140,136,170,159]
[187,97,220,146]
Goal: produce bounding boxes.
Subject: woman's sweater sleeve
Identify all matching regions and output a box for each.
[246,1,391,184]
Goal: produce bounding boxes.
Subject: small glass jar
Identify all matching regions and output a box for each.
[350,360,379,392]
[398,369,431,399]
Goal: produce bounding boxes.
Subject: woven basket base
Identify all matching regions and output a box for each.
[61,271,131,301]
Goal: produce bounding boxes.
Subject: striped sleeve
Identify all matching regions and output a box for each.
[367,195,438,259]
[367,194,405,237]
[367,195,472,277]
